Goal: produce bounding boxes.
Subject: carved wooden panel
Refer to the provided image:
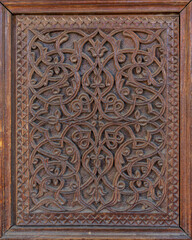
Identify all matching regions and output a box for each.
[16,15,179,226]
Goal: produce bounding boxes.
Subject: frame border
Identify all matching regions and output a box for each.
[180,0,192,238]
[0,3,12,238]
[0,0,191,239]
[0,0,191,13]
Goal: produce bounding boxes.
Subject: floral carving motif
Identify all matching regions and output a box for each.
[28,27,167,213]
[16,15,179,226]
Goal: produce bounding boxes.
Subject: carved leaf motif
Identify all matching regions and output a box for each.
[55,123,61,132]
[135,123,140,133]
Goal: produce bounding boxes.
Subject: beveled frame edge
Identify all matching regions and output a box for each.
[0,1,192,239]
[0,3,12,239]
[2,226,191,240]
[180,0,192,238]
[0,0,191,14]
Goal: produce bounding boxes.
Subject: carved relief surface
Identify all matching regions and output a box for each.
[16,16,179,226]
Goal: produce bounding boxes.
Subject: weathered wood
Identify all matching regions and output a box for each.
[180,1,192,238]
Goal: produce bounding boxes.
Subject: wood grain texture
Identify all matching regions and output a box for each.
[180,1,192,238]
[0,0,190,13]
[2,226,190,240]
[0,0,191,239]
[3,226,190,240]
[0,3,12,238]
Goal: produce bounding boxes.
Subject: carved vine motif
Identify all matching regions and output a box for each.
[29,27,167,213]
[16,15,179,226]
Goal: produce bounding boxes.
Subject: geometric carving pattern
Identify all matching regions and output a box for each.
[16,15,179,226]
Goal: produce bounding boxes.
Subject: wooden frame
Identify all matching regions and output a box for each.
[0,0,191,239]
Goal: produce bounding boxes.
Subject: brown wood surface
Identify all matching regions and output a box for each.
[0,3,12,238]
[14,14,180,228]
[3,226,190,240]
[180,1,192,238]
[0,0,192,239]
[0,0,191,13]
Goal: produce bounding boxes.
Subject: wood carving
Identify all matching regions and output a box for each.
[16,15,179,226]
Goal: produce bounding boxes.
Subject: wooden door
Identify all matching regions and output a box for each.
[0,1,192,239]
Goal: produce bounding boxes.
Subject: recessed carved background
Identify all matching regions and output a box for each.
[16,16,179,226]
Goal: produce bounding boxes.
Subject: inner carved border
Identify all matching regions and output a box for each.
[16,15,179,226]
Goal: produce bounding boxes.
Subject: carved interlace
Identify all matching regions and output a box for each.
[16,16,179,226]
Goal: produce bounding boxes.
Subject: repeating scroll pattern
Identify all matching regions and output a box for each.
[16,15,179,226]
[29,27,167,213]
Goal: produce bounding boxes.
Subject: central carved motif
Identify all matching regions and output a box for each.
[28,27,167,214]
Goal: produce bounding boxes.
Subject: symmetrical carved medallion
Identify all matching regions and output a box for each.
[16,15,179,226]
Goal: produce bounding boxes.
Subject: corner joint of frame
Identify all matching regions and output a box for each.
[179,226,192,240]
[179,0,192,13]
[0,2,13,15]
